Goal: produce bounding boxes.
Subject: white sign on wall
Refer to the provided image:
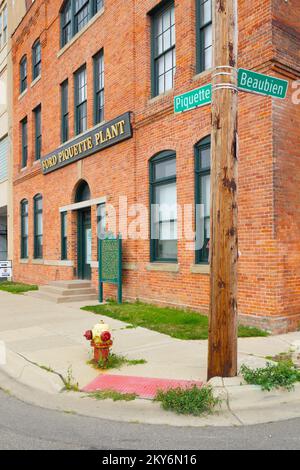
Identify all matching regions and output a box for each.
[0,261,12,278]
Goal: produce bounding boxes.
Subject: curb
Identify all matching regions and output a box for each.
[0,348,65,394]
[1,347,300,428]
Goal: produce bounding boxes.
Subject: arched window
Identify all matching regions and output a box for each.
[33,194,43,259]
[195,136,211,264]
[75,180,91,202]
[60,0,104,48]
[32,39,41,80]
[20,55,27,93]
[150,151,177,262]
[20,200,29,259]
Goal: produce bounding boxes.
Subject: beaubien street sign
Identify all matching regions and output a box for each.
[238,68,289,99]
[174,69,289,113]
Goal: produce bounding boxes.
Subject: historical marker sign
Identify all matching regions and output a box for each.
[98,236,122,304]
[238,68,289,99]
[174,84,212,113]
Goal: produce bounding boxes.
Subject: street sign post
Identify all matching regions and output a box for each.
[238,68,288,99]
[174,84,212,113]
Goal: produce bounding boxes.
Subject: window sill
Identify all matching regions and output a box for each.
[193,68,213,82]
[60,119,106,150]
[57,7,105,58]
[148,88,174,106]
[32,259,44,265]
[44,260,74,267]
[20,258,29,264]
[123,262,138,271]
[190,264,210,275]
[146,263,179,273]
[31,75,41,88]
[91,261,138,271]
[18,89,28,101]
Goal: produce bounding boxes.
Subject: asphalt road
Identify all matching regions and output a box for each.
[0,390,299,450]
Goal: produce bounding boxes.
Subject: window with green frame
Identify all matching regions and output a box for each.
[150,1,176,97]
[20,199,29,259]
[150,151,177,262]
[60,0,104,48]
[195,136,211,264]
[32,39,41,80]
[74,65,87,135]
[33,194,43,259]
[196,0,213,73]
[61,212,68,260]
[61,80,69,143]
[93,50,104,125]
[20,55,27,93]
[33,105,42,161]
[21,117,28,168]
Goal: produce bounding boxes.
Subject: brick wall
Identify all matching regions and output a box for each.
[11,0,300,333]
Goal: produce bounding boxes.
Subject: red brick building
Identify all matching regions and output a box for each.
[12,0,300,333]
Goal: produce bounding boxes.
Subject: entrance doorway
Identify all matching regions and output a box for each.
[77,208,92,280]
[75,181,92,280]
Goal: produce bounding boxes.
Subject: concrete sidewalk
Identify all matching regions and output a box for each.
[0,290,300,427]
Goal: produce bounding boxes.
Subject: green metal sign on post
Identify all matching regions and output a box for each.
[99,235,122,304]
[238,68,289,99]
[174,84,212,113]
[174,69,289,114]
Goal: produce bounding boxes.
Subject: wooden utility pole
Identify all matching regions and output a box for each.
[208,0,239,380]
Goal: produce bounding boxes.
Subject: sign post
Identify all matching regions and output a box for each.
[98,235,122,304]
[208,0,239,380]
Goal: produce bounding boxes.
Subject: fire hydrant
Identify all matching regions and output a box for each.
[84,322,113,364]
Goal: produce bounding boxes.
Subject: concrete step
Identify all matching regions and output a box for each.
[48,280,92,289]
[39,285,97,297]
[26,290,99,304]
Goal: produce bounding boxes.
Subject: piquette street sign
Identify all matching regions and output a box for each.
[174,84,212,113]
[174,69,289,113]
[41,112,132,175]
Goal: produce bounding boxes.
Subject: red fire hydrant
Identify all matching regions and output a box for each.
[84,324,113,364]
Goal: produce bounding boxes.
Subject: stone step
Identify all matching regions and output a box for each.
[39,285,97,297]
[26,290,99,304]
[48,280,92,289]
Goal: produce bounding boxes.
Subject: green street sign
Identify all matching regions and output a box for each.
[238,68,288,99]
[174,69,288,114]
[174,84,212,113]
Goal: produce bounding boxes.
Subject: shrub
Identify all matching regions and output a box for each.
[240,361,300,391]
[155,385,221,416]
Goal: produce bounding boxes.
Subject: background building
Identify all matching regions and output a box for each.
[0,0,26,262]
[11,0,300,333]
